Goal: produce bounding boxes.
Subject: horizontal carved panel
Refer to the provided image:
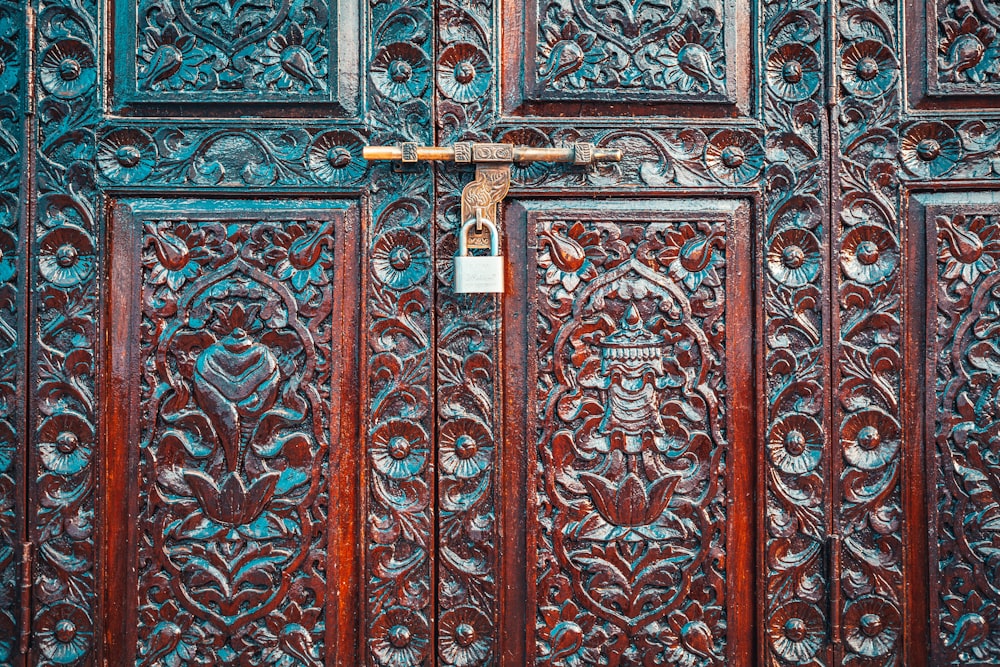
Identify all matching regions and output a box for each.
[502,0,749,114]
[103,198,361,663]
[910,192,1000,665]
[527,0,737,101]
[501,198,754,665]
[110,0,360,113]
[95,124,369,188]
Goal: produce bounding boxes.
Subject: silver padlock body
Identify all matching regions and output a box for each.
[454,255,504,293]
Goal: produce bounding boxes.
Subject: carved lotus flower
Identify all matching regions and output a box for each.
[372,230,430,290]
[438,606,492,666]
[842,409,900,470]
[765,42,821,102]
[98,129,156,185]
[539,221,602,292]
[661,601,721,667]
[841,39,898,99]
[141,600,206,667]
[35,603,93,664]
[704,129,764,186]
[260,602,320,665]
[942,590,999,662]
[308,130,367,185]
[39,39,96,99]
[537,18,604,90]
[371,608,430,666]
[274,222,332,291]
[579,470,680,527]
[371,43,430,102]
[194,306,280,467]
[138,23,208,92]
[38,226,95,288]
[767,228,821,288]
[660,223,724,290]
[900,122,960,178]
[184,469,280,527]
[657,23,725,94]
[840,224,898,285]
[439,42,492,104]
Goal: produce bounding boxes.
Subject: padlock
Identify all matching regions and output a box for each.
[454,216,504,294]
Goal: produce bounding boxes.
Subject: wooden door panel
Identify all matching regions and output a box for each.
[500,198,756,666]
[901,192,1000,665]
[102,198,361,663]
[0,0,24,661]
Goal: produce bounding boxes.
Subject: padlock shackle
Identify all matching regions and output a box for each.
[457,216,499,256]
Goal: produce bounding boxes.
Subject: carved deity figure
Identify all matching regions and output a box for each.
[580,302,670,453]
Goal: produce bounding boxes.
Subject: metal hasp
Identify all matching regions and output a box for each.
[362,141,622,293]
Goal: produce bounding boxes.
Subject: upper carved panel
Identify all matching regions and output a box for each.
[112,0,358,111]
[527,0,735,102]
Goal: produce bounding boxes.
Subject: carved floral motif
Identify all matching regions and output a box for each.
[936,0,1000,90]
[837,0,904,655]
[134,217,334,658]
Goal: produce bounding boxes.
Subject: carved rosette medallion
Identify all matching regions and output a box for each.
[534,218,729,665]
[931,212,1000,663]
[136,218,333,661]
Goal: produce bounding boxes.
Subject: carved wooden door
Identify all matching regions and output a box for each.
[6,0,997,661]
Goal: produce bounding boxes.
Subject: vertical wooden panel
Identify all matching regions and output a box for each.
[0,0,24,662]
[503,198,755,666]
[103,198,361,663]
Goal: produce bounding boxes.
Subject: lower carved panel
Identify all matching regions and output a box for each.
[104,198,361,664]
[503,199,755,666]
[920,196,1000,664]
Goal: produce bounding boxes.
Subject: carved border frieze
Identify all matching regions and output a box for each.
[0,0,22,661]
[836,0,905,660]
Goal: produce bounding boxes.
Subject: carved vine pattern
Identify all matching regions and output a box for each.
[931,211,1000,664]
[134,216,333,662]
[837,0,904,658]
[533,217,730,665]
[133,0,332,96]
[533,0,728,97]
[33,0,435,658]
[434,0,500,660]
[761,0,829,663]
[0,0,20,661]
